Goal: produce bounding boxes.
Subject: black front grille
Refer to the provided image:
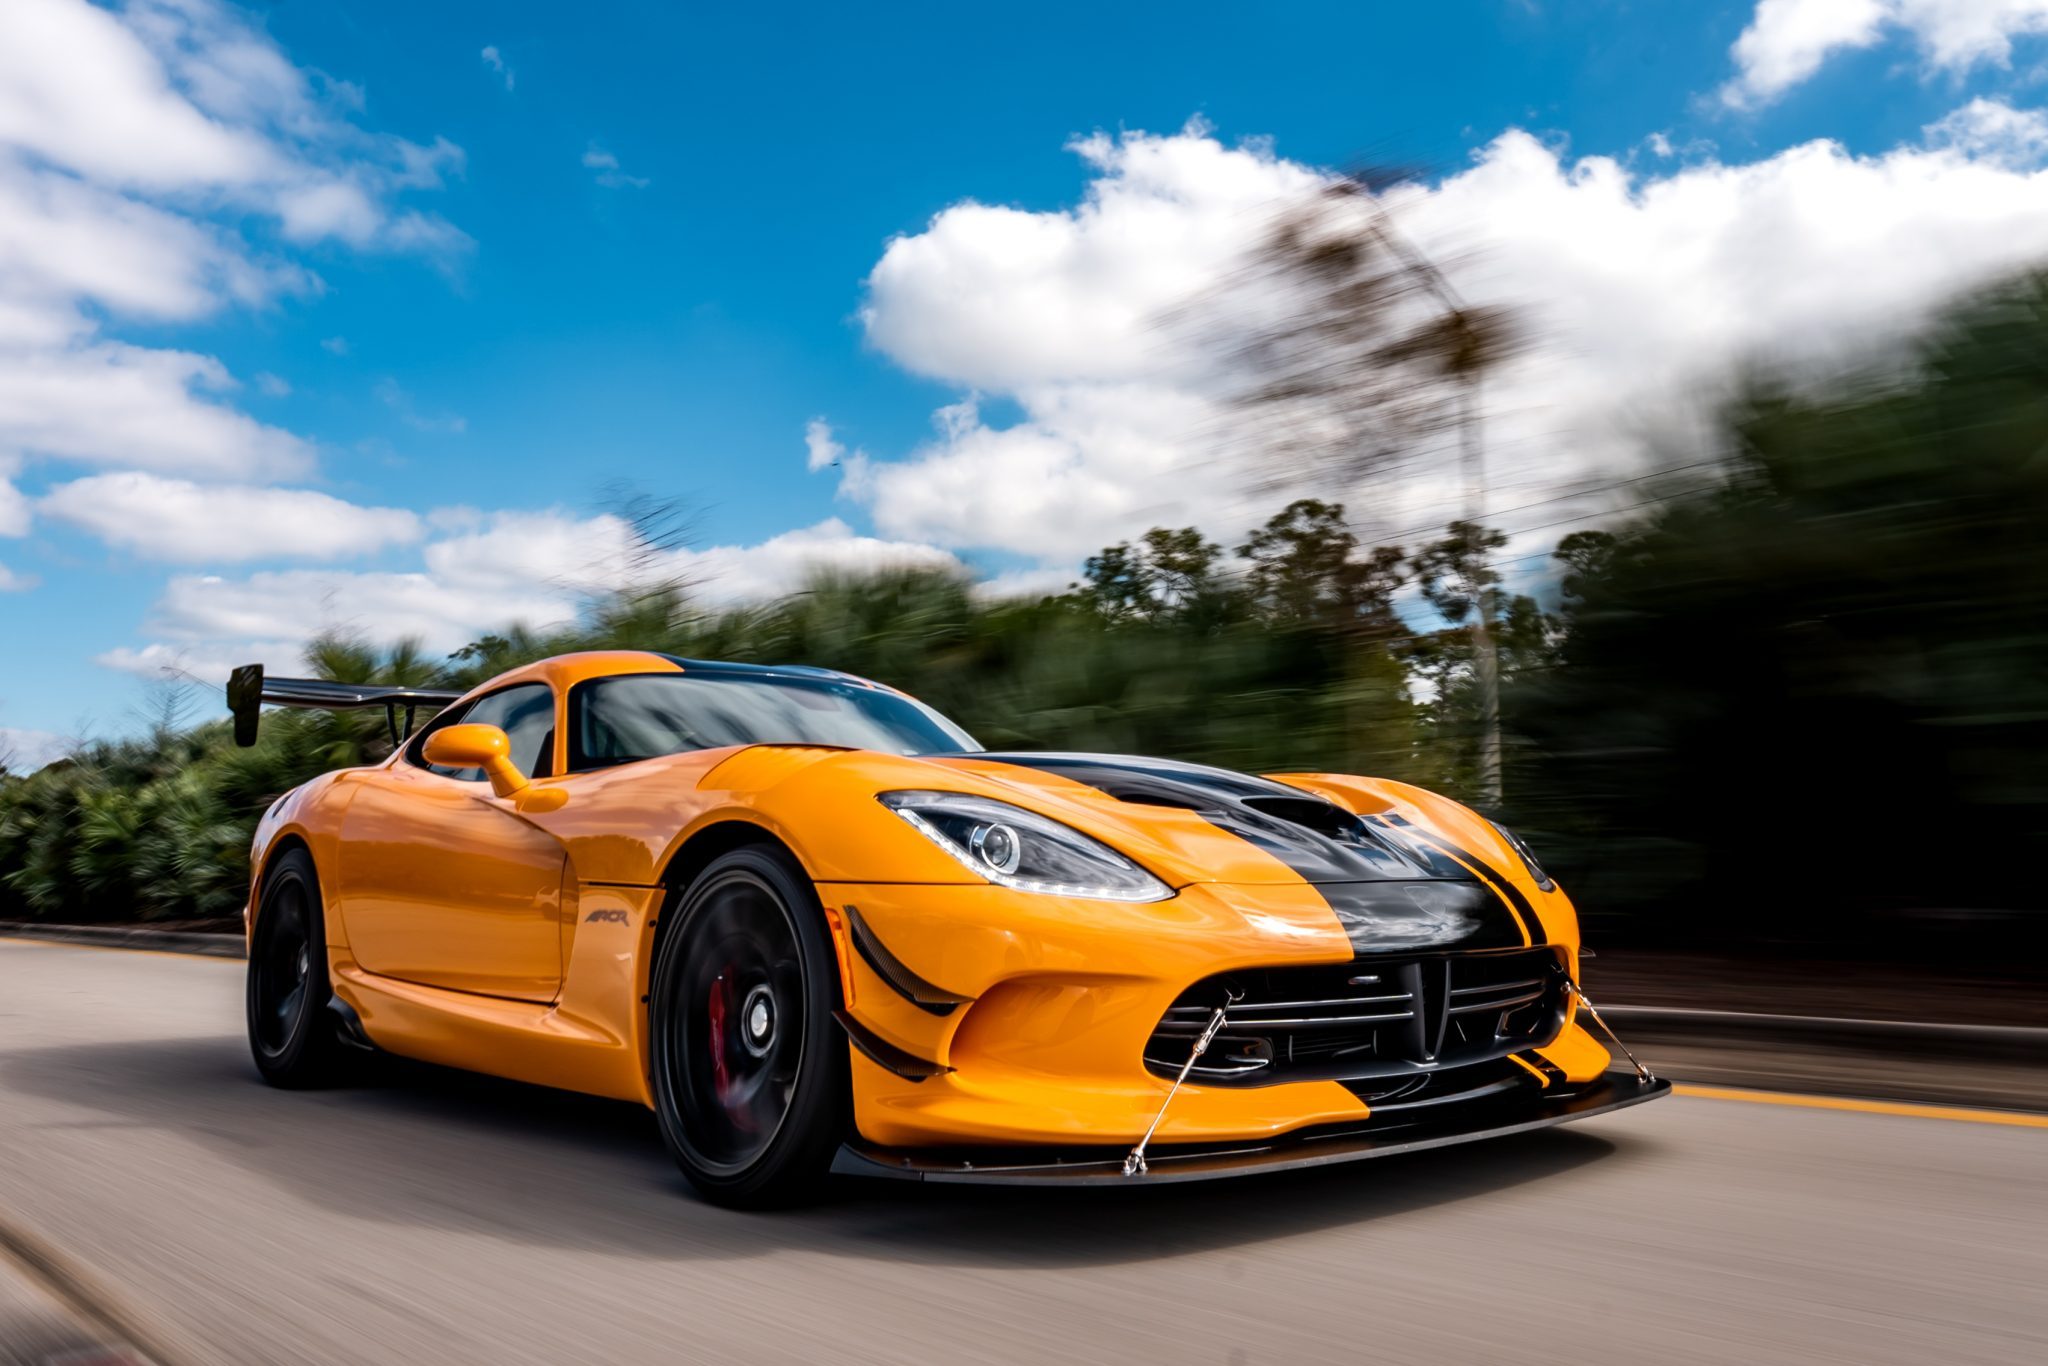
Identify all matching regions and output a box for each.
[1143,946,1568,1087]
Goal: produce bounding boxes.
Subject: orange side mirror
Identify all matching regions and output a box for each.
[423,723,530,798]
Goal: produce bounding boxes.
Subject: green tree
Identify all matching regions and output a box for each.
[1068,526,1239,627]
[1512,271,2048,950]
[1239,498,1406,638]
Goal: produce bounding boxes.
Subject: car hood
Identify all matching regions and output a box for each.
[927,751,1472,887]
[914,751,1538,953]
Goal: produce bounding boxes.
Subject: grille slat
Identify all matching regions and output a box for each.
[1155,1010,1417,1030]
[1447,988,1545,1014]
[1161,991,1412,1019]
[1143,947,1568,1087]
[1450,977,1542,997]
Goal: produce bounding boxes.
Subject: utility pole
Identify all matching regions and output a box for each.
[1372,221,1504,809]
[1217,177,1513,808]
[1460,375,1502,809]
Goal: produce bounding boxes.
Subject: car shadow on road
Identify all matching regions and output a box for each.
[5,1034,1656,1270]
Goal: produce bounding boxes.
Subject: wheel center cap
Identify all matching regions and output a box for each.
[740,984,775,1056]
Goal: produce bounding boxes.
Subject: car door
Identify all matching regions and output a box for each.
[334,683,567,1002]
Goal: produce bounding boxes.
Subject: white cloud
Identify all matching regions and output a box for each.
[41,472,423,563]
[0,560,35,592]
[148,566,578,654]
[582,142,649,190]
[421,509,640,597]
[94,639,307,685]
[838,124,1320,561]
[861,123,1318,393]
[804,418,849,471]
[847,382,1231,561]
[676,518,962,603]
[1724,0,1892,106]
[0,339,313,478]
[1723,0,2048,106]
[0,0,463,490]
[481,45,514,92]
[319,335,349,355]
[1923,94,2048,163]
[0,155,309,322]
[971,565,1078,601]
[254,371,290,396]
[0,726,70,771]
[0,0,468,247]
[117,511,961,665]
[0,467,27,536]
[414,509,960,605]
[0,0,276,192]
[836,116,2048,573]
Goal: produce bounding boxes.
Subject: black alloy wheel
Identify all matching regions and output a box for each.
[649,846,846,1207]
[247,845,341,1087]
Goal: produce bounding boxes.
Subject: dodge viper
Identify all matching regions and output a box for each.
[228,649,1666,1207]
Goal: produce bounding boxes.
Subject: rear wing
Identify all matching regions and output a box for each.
[227,663,463,748]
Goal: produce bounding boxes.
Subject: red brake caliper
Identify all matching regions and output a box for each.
[707,973,732,1101]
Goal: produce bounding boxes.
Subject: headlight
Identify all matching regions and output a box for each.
[878,790,1171,902]
[1489,820,1556,892]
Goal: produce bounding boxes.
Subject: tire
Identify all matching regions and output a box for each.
[247,846,343,1088]
[649,846,848,1208]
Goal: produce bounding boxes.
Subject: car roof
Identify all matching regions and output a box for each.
[461,650,885,701]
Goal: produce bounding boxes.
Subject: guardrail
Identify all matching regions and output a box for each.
[1603,1003,2048,1059]
[0,922,244,959]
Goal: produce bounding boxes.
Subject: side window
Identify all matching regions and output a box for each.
[421,684,556,782]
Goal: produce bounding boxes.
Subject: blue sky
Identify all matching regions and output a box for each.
[9,0,2048,762]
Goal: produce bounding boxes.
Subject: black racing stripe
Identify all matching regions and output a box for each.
[1358,814,1470,879]
[1316,881,1526,954]
[973,752,1426,883]
[1374,815,1538,946]
[973,752,1525,954]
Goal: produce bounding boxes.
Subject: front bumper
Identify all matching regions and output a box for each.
[832,1069,1670,1186]
[825,879,1609,1150]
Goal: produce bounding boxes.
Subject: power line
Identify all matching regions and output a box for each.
[1359,457,1727,547]
[1494,486,1711,567]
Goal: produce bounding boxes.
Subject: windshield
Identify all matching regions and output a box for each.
[569,671,980,769]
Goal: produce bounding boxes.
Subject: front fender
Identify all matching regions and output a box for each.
[245,770,360,947]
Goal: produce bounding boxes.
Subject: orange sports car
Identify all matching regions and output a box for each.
[229,650,1665,1207]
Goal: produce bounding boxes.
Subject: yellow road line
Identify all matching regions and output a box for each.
[0,936,240,964]
[1677,1083,2048,1129]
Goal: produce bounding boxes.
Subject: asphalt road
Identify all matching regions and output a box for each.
[1,942,2043,1366]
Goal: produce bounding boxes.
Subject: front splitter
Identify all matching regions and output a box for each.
[832,1071,1670,1186]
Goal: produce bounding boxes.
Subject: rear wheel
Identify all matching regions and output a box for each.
[649,846,846,1207]
[247,846,342,1088]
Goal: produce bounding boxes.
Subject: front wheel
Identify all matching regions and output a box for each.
[247,846,342,1088]
[648,846,847,1208]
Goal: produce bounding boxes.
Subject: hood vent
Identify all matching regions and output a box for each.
[1239,795,1371,844]
[1085,773,1219,812]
